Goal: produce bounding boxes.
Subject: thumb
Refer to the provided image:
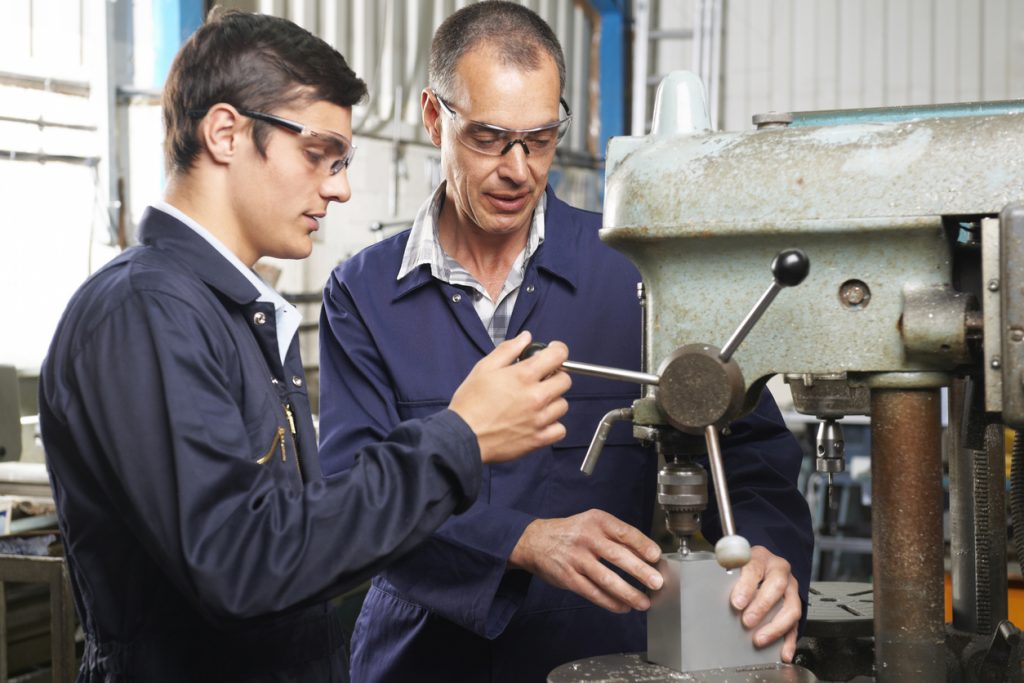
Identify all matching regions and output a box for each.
[478,330,533,369]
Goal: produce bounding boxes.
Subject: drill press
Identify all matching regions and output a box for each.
[549,67,1024,681]
[532,248,813,678]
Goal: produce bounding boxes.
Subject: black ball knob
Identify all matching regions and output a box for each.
[771,249,810,287]
[518,341,548,362]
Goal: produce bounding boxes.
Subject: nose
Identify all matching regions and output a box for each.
[497,142,530,184]
[321,169,352,204]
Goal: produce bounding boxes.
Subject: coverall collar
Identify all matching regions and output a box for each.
[137,206,261,306]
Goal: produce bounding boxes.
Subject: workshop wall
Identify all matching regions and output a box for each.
[3,0,1024,374]
[643,0,1024,131]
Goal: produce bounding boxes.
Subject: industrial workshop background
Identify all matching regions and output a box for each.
[3,0,1023,375]
[0,0,1023,678]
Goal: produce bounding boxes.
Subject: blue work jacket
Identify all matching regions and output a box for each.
[39,208,483,682]
[319,188,814,683]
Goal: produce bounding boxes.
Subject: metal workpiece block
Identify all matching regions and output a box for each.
[647,551,782,673]
[1001,202,1024,429]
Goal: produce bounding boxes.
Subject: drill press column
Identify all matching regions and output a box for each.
[871,388,945,681]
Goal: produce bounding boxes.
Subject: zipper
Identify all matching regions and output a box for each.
[257,427,286,465]
[283,401,303,482]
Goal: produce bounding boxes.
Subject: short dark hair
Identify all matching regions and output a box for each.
[162,8,368,174]
[429,1,566,101]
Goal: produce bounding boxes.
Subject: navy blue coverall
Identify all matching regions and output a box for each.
[38,208,483,682]
[318,188,814,683]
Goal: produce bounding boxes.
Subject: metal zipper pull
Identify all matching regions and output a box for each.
[257,427,286,465]
[284,403,297,436]
[283,402,303,481]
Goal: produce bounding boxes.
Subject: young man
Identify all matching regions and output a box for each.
[38,10,570,682]
[318,3,814,682]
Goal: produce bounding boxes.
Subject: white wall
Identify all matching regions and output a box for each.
[0,0,121,370]
[644,0,1024,131]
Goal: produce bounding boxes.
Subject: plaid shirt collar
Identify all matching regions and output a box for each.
[397,181,546,284]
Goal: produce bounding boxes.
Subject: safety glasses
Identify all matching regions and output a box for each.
[189,108,356,175]
[433,92,572,157]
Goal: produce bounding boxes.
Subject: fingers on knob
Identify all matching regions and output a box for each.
[715,534,751,570]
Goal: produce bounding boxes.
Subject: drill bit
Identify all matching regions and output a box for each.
[816,419,845,533]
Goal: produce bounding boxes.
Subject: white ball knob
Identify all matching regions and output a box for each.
[715,534,751,569]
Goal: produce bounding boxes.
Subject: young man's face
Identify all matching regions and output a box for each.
[431,44,563,239]
[233,100,353,262]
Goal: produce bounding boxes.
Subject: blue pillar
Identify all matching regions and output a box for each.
[153,0,204,87]
[589,0,628,152]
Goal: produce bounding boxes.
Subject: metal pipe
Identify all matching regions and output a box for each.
[790,99,1024,128]
[0,115,97,131]
[561,360,660,387]
[0,149,99,167]
[719,281,782,362]
[704,425,736,536]
[0,70,89,97]
[630,0,650,136]
[871,388,946,682]
[580,408,633,476]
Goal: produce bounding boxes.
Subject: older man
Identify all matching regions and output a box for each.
[318,2,813,681]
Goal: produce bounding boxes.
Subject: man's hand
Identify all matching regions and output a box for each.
[508,509,663,612]
[450,331,571,464]
[730,545,802,662]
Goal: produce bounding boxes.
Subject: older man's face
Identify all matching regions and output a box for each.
[434,43,562,239]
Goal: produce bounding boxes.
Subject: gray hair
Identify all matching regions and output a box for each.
[429,1,566,101]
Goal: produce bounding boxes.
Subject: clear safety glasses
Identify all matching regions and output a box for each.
[189,108,356,175]
[239,110,355,175]
[433,92,572,157]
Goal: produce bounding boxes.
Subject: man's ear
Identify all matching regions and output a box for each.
[421,89,442,147]
[199,103,245,165]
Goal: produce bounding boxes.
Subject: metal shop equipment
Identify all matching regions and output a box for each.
[547,71,1024,682]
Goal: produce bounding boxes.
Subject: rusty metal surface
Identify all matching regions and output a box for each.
[655,345,744,432]
[901,285,974,365]
[982,218,1003,412]
[605,218,952,389]
[1000,203,1024,428]
[547,653,818,683]
[601,112,1022,398]
[870,389,946,682]
[605,115,1024,228]
[785,374,871,418]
